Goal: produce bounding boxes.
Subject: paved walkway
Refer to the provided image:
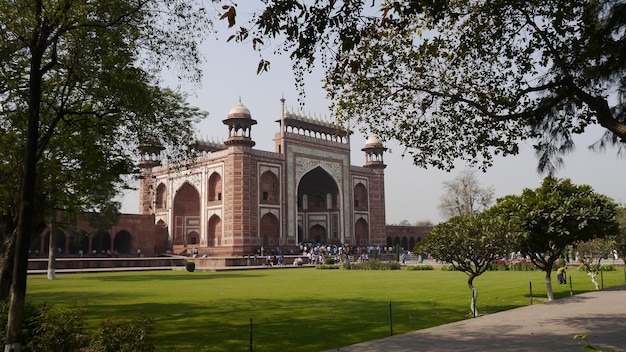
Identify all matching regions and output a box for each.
[326,285,626,352]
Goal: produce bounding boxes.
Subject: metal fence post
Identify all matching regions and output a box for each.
[388,301,393,336]
[249,318,253,352]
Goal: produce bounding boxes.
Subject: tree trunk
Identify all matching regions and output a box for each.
[545,271,554,301]
[589,272,599,290]
[468,275,478,317]
[0,235,16,301]
[5,21,43,351]
[47,226,56,281]
[5,175,36,352]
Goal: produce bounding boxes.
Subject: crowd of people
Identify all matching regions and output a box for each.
[255,243,417,266]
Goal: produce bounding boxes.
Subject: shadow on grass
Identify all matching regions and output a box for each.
[145,297,465,352]
[38,297,467,352]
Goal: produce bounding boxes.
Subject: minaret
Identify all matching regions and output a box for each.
[222,100,258,255]
[362,135,387,242]
[138,141,164,215]
[361,135,387,169]
[222,100,257,148]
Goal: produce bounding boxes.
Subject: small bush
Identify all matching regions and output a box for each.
[89,315,155,352]
[488,263,510,271]
[342,261,401,270]
[578,264,616,272]
[0,302,87,352]
[317,264,340,270]
[325,257,335,265]
[406,265,434,271]
[440,264,457,271]
[185,261,196,272]
[25,304,87,352]
[508,260,536,271]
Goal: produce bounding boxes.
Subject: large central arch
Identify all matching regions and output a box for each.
[297,166,340,244]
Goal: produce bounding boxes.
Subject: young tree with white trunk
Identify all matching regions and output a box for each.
[575,238,616,290]
[416,212,514,316]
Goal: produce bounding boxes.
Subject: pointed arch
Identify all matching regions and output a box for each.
[156,183,167,210]
[208,172,222,203]
[173,182,200,245]
[308,224,326,244]
[43,228,67,255]
[114,230,132,255]
[260,212,280,247]
[207,214,222,247]
[260,171,279,205]
[92,231,112,255]
[298,166,339,211]
[188,231,200,245]
[354,218,369,245]
[354,182,368,211]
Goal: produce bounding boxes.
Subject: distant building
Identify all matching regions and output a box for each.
[138,100,388,256]
[29,213,168,258]
[386,225,431,252]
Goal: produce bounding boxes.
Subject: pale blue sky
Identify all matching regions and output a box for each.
[119,9,626,224]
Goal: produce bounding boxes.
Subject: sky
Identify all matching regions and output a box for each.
[119,9,626,225]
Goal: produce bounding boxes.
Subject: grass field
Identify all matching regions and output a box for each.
[26,267,625,352]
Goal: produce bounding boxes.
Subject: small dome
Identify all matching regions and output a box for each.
[228,101,251,118]
[365,135,384,148]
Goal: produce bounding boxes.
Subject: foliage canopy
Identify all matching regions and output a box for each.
[225,0,626,172]
[0,0,212,348]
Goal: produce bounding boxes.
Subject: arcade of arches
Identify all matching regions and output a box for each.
[385,225,431,251]
[29,214,168,258]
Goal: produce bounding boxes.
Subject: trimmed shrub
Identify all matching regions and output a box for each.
[342,261,401,270]
[508,260,536,271]
[406,265,434,271]
[325,257,335,265]
[185,261,196,272]
[317,264,340,270]
[488,262,510,271]
[440,264,457,271]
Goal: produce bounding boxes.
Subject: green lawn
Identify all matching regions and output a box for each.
[26,267,625,352]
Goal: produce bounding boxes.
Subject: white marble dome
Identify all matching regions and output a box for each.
[228,101,252,118]
[364,135,384,148]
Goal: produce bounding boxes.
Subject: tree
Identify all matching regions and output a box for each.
[574,237,616,290]
[224,1,626,172]
[0,1,211,349]
[438,169,495,219]
[491,177,619,301]
[415,213,514,316]
[414,220,434,227]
